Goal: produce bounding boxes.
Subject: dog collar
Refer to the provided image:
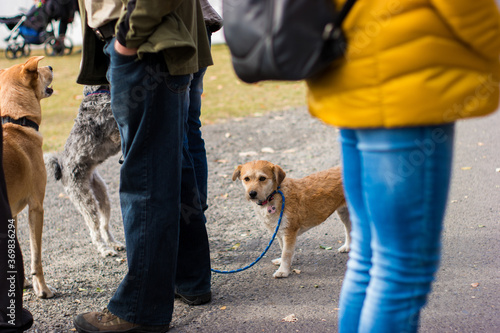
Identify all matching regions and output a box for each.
[2,116,39,132]
[257,188,280,206]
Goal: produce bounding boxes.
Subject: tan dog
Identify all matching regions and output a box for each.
[232,160,351,278]
[1,56,54,298]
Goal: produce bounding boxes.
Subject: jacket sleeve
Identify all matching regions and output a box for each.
[116,0,185,49]
[430,0,500,60]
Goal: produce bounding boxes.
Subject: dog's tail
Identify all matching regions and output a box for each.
[44,153,62,181]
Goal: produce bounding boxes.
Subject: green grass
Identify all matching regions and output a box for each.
[0,44,307,152]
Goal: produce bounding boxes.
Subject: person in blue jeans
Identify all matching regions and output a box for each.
[337,125,455,332]
[306,0,500,332]
[73,0,214,332]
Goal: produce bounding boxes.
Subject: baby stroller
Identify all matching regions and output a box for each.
[0,1,74,59]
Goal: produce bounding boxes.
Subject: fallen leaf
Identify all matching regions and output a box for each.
[228,243,241,251]
[282,314,298,322]
[478,225,485,228]
[461,167,472,170]
[314,285,320,288]
[471,283,479,288]
[320,245,333,250]
[78,288,87,292]
[220,306,227,310]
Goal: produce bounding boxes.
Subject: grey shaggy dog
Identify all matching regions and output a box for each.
[45,85,124,256]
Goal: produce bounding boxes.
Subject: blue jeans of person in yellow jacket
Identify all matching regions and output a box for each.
[105,41,211,325]
[338,124,455,333]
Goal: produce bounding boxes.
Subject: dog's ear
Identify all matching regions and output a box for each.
[274,165,286,187]
[22,56,44,78]
[232,165,242,181]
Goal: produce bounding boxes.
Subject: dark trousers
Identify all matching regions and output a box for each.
[105,42,211,325]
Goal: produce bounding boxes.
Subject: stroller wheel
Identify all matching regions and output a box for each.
[5,44,23,60]
[44,36,73,57]
[44,36,63,56]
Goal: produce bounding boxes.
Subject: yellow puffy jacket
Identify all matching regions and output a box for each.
[306,0,500,128]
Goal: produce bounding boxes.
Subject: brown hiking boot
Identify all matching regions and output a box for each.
[73,308,169,333]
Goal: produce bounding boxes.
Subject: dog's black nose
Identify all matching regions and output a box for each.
[48,66,53,71]
[249,191,257,199]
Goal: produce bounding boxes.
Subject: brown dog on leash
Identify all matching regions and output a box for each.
[233,160,351,278]
[1,56,54,298]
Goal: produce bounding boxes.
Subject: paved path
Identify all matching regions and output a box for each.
[20,108,499,332]
[174,110,500,333]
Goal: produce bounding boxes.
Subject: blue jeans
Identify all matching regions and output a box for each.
[338,124,455,333]
[183,30,211,212]
[105,41,211,325]
[184,66,208,212]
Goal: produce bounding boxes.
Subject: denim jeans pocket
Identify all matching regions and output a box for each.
[106,40,138,67]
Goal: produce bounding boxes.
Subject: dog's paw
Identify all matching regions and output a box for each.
[33,281,55,299]
[271,258,282,266]
[98,246,118,257]
[110,241,126,252]
[273,269,290,278]
[338,244,350,253]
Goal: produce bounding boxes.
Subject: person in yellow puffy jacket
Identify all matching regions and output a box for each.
[306,1,500,332]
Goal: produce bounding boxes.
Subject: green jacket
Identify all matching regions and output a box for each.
[116,0,212,75]
[77,0,212,84]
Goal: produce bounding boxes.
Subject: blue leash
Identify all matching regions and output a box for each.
[211,189,285,274]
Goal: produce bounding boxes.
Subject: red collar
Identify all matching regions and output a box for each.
[258,190,278,206]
